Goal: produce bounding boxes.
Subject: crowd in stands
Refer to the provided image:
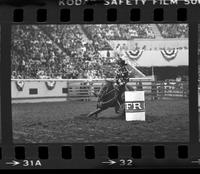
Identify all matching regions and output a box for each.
[11,24,188,79]
[82,24,155,50]
[11,25,120,79]
[157,24,188,38]
[12,25,65,79]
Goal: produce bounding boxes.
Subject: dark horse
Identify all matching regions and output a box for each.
[87,80,134,118]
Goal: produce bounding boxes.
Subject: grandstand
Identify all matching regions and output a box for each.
[11,24,189,143]
[11,24,188,80]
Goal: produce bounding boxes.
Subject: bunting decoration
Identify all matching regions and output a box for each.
[16,80,25,91]
[161,48,178,61]
[125,49,143,60]
[45,80,56,90]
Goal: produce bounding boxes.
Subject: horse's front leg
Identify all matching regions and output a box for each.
[87,108,102,118]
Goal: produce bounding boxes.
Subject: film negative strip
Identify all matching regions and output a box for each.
[0,0,200,169]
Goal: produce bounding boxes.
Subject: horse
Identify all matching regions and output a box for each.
[87,80,134,118]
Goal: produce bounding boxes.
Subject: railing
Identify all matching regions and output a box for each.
[11,78,188,103]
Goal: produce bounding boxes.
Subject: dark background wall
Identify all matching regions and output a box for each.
[139,66,188,81]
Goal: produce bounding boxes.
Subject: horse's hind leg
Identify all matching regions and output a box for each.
[94,105,98,118]
[115,100,121,113]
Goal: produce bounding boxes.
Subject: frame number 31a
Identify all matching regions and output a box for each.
[23,160,42,167]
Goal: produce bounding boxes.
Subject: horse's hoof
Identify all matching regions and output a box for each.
[94,117,98,120]
[87,114,93,118]
[93,114,98,119]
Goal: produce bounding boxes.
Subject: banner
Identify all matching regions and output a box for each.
[15,80,25,91]
[45,81,56,90]
[161,48,178,61]
[125,49,143,60]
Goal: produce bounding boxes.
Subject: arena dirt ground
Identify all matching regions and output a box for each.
[12,99,189,143]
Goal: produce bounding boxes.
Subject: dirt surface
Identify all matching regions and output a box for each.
[12,99,189,143]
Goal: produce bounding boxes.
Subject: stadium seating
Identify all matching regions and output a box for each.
[12,25,118,79]
[157,24,188,38]
[11,24,188,79]
[82,24,155,50]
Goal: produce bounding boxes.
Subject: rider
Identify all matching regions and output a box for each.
[114,56,129,112]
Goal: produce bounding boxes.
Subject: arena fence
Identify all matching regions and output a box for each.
[11,78,189,103]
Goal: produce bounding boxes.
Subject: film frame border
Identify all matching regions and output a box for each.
[0,0,199,169]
